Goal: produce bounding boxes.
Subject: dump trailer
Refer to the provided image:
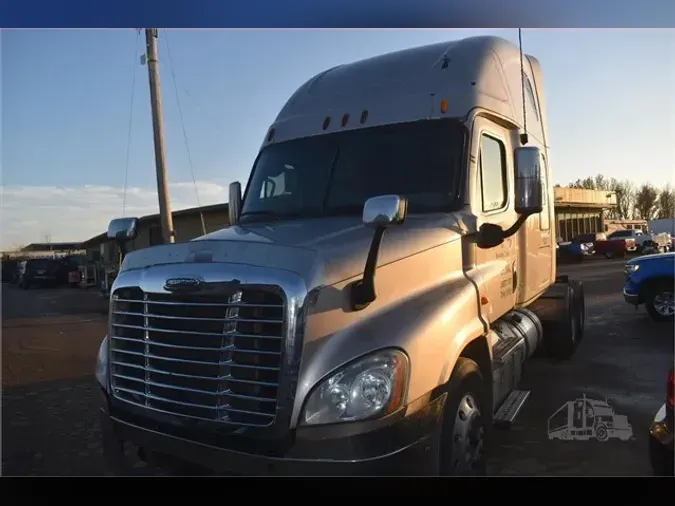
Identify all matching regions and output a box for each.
[96,35,586,476]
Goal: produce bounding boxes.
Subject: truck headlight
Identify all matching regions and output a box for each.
[625,264,639,275]
[300,349,409,426]
[95,336,109,390]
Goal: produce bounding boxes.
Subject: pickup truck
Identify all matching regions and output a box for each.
[609,229,669,254]
[624,252,675,322]
[569,233,628,260]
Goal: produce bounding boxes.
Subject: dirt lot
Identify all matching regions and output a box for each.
[2,259,673,476]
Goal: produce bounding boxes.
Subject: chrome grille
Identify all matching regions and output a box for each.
[109,286,285,427]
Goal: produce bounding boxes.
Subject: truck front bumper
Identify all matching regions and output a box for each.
[99,389,444,476]
[623,288,639,305]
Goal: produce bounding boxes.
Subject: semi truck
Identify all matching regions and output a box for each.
[548,395,633,442]
[96,35,586,476]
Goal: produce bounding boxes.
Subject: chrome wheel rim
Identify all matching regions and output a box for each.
[653,292,674,316]
[450,393,485,475]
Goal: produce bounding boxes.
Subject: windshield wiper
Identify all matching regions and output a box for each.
[239,210,280,218]
[239,209,316,223]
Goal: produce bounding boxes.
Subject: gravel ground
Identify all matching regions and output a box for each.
[2,259,672,476]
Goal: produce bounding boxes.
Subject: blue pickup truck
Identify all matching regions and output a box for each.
[623,252,675,322]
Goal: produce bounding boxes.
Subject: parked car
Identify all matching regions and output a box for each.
[608,228,670,254]
[18,258,69,289]
[572,232,632,260]
[649,366,674,476]
[571,233,597,254]
[623,252,675,322]
[557,239,593,263]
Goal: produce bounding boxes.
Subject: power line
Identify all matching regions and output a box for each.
[122,30,141,217]
[163,30,206,235]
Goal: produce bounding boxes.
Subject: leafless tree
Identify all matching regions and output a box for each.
[634,183,660,220]
[657,185,675,219]
[611,180,635,220]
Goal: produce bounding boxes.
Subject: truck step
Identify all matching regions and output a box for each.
[494,389,530,429]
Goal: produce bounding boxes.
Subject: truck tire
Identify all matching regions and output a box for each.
[569,280,586,341]
[595,425,609,442]
[544,283,579,360]
[439,358,487,476]
[645,282,675,322]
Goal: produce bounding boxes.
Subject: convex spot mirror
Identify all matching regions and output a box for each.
[107,217,138,242]
[362,195,408,229]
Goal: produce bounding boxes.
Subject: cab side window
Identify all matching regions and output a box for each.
[479,134,507,212]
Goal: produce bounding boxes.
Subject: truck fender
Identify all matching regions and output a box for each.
[293,275,487,425]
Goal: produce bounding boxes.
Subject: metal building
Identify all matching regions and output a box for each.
[553,187,617,242]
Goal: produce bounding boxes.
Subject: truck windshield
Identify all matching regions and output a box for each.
[240,119,466,223]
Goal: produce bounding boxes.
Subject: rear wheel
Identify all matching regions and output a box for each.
[645,283,675,322]
[545,283,580,360]
[569,280,586,341]
[439,358,487,476]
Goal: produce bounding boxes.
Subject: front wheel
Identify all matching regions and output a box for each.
[439,358,487,476]
[645,284,675,322]
[595,425,609,442]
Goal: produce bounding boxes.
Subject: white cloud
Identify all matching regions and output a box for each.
[0,181,229,250]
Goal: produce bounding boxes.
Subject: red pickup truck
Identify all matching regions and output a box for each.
[574,233,634,259]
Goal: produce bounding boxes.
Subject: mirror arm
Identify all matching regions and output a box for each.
[117,241,128,263]
[502,212,534,239]
[350,226,386,311]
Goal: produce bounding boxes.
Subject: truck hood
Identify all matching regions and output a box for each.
[626,251,675,266]
[121,214,468,290]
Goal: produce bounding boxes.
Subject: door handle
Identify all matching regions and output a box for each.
[512,262,517,293]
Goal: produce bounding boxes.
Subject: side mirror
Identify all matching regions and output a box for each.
[362,195,408,228]
[107,217,138,242]
[514,146,543,214]
[476,148,543,249]
[350,194,408,311]
[229,181,242,225]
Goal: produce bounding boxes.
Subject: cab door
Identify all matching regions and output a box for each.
[536,152,553,291]
[471,117,518,323]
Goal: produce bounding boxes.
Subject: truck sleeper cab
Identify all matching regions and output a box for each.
[97,35,585,476]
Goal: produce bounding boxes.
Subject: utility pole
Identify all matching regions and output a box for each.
[144,28,175,244]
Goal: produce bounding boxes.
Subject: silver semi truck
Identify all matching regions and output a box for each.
[96,35,586,476]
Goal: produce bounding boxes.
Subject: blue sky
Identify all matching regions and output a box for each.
[2,29,674,247]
